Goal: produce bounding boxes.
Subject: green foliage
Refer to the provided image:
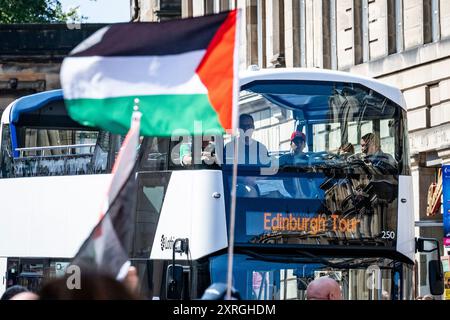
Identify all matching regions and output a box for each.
[0,0,86,23]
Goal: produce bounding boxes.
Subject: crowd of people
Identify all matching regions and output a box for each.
[1,272,342,301]
[1,270,439,300]
[1,266,140,300]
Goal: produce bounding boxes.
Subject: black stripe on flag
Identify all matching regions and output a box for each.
[72,11,230,57]
[71,165,137,278]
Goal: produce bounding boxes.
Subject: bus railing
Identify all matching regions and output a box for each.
[15,143,96,158]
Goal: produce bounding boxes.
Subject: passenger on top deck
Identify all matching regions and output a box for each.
[279,131,308,166]
[360,133,397,170]
[223,114,269,166]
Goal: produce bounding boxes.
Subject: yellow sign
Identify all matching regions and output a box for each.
[263,212,361,235]
[445,271,450,300]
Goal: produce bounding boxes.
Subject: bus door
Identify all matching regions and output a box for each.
[0,257,6,295]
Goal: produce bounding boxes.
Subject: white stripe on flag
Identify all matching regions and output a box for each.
[61,50,208,99]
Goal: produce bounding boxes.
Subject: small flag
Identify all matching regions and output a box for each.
[71,112,141,280]
[61,10,240,137]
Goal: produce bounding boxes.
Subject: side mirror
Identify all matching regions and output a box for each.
[166,238,190,300]
[429,260,444,295]
[416,237,444,296]
[166,264,184,300]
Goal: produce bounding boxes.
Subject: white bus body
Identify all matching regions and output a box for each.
[0,68,442,299]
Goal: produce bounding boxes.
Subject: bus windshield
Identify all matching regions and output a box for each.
[217,80,408,249]
[209,253,413,300]
[237,80,409,175]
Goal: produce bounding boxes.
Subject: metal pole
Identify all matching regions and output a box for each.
[226,133,239,299]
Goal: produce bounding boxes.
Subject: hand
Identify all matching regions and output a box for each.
[182,155,192,166]
[201,151,215,164]
[123,266,139,294]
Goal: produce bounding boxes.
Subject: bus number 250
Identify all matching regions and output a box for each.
[381,231,396,239]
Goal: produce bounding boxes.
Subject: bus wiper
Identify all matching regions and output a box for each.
[277,164,311,173]
[295,250,351,268]
[241,249,345,268]
[295,250,381,269]
[240,250,320,264]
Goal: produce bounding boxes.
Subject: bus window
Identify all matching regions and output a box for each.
[138,135,222,171]
[132,171,171,259]
[171,135,221,169]
[1,124,13,178]
[138,137,169,171]
[239,80,409,175]
[4,258,70,294]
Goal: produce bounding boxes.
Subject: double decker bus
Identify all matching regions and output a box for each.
[0,68,443,299]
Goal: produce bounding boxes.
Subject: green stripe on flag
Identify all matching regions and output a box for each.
[64,94,224,136]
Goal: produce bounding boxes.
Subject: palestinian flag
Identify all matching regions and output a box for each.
[71,112,140,280]
[60,10,240,137]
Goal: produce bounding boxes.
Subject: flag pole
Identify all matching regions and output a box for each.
[226,8,241,300]
[226,131,239,300]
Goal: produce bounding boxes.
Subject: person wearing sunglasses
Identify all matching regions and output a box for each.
[279,131,308,166]
[223,113,269,166]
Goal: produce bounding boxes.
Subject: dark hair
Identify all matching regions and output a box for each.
[239,113,254,123]
[339,142,354,154]
[0,285,29,300]
[361,133,380,148]
[38,270,139,300]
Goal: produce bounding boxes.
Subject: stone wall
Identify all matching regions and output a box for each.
[0,24,106,112]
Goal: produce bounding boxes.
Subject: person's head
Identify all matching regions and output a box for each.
[338,142,354,155]
[239,114,255,143]
[361,133,380,155]
[306,276,342,300]
[290,131,306,154]
[10,291,39,300]
[38,270,140,300]
[1,285,31,300]
[422,294,434,300]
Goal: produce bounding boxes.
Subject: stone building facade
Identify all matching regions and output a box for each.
[0,24,106,113]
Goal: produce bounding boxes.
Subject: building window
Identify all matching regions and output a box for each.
[423,0,439,43]
[330,0,338,69]
[246,0,258,66]
[257,0,266,68]
[353,0,363,65]
[220,0,231,11]
[322,0,332,69]
[299,0,306,67]
[388,0,397,54]
[204,0,214,14]
[431,0,440,42]
[423,0,432,44]
[395,0,404,53]
[362,0,369,63]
